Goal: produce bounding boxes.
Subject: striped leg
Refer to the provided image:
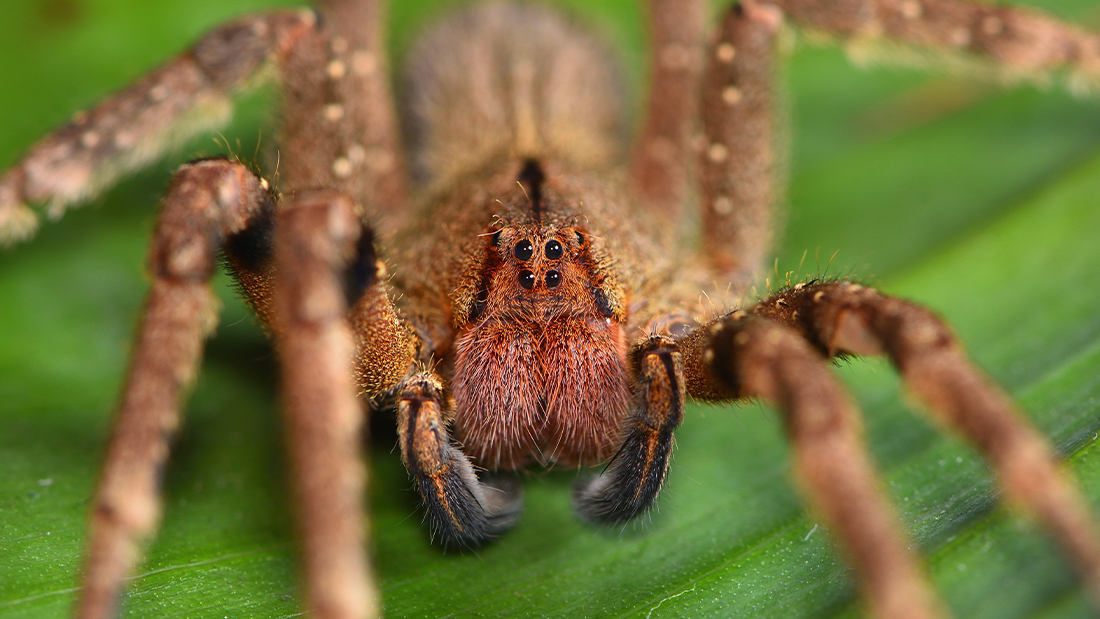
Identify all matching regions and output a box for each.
[396,371,522,548]
[575,335,685,524]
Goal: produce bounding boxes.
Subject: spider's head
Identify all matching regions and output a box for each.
[447,218,629,470]
[487,224,591,315]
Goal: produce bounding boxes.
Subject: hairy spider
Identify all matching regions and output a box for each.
[3,0,1100,618]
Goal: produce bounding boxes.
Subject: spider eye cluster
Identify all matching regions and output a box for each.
[509,236,567,290]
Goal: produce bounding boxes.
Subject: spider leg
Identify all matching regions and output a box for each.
[698,2,780,297]
[764,0,1100,90]
[628,0,707,218]
[273,190,385,619]
[574,335,685,524]
[76,159,271,619]
[280,0,408,233]
[396,372,523,548]
[678,313,944,619]
[756,280,1100,606]
[0,11,315,246]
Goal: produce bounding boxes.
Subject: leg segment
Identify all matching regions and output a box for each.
[766,0,1100,90]
[0,12,315,246]
[575,335,685,524]
[698,2,781,297]
[757,281,1100,605]
[628,0,707,217]
[679,314,943,619]
[280,0,408,234]
[273,190,380,619]
[76,159,271,619]
[396,372,522,548]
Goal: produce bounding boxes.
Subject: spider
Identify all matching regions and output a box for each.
[4,1,1100,619]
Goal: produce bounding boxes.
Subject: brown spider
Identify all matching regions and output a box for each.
[3,0,1100,618]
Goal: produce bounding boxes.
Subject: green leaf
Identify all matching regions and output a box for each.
[3,1,1100,618]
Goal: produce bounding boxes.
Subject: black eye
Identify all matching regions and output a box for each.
[519,270,536,289]
[545,240,563,259]
[514,240,534,261]
[545,270,561,289]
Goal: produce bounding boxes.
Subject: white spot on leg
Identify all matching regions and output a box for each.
[323,104,344,122]
[260,177,270,190]
[716,43,736,63]
[981,16,1003,35]
[347,144,366,164]
[900,0,922,19]
[950,28,972,47]
[149,84,170,102]
[327,60,346,80]
[332,157,353,178]
[707,143,729,163]
[722,86,743,105]
[81,132,100,148]
[114,131,136,148]
[713,196,733,215]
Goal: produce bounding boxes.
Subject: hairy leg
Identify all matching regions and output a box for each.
[767,0,1100,90]
[273,189,380,619]
[281,0,409,234]
[679,313,943,619]
[76,159,270,619]
[756,280,1100,606]
[396,371,522,548]
[628,0,707,219]
[574,334,685,524]
[697,2,781,299]
[0,11,314,245]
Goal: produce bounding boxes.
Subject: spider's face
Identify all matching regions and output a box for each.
[450,220,629,470]
[488,224,590,317]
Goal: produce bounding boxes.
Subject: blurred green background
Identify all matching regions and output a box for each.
[4,0,1100,617]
